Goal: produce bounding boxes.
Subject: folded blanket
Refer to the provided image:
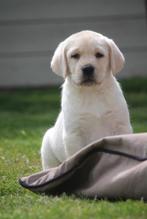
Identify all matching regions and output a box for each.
[19,133,147,200]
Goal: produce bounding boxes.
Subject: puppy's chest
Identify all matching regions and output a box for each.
[78,96,113,118]
[78,109,115,129]
[64,94,125,142]
[76,97,121,133]
[64,89,124,129]
[77,111,117,143]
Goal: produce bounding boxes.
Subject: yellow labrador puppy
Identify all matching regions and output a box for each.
[41,30,132,169]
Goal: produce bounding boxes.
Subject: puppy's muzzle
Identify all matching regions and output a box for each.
[81,64,96,85]
[82,65,94,77]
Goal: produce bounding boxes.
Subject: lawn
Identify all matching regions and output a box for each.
[0,78,147,219]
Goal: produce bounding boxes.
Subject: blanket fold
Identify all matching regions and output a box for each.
[19,133,147,200]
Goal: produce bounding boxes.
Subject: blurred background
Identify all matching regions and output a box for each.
[0,0,147,88]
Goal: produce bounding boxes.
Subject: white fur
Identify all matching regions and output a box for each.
[41,31,132,170]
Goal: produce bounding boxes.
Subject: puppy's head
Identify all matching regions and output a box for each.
[51,30,125,86]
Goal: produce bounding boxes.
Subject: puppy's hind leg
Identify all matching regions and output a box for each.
[41,128,60,170]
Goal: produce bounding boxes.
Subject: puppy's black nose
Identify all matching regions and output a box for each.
[82,65,94,77]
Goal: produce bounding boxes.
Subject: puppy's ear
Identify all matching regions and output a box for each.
[108,39,125,75]
[51,42,68,78]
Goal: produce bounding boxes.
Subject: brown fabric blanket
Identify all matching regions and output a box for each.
[19,133,147,200]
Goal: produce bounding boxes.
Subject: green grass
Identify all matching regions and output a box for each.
[0,78,147,219]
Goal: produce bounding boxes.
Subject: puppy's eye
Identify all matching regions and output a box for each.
[71,53,80,59]
[95,52,104,58]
